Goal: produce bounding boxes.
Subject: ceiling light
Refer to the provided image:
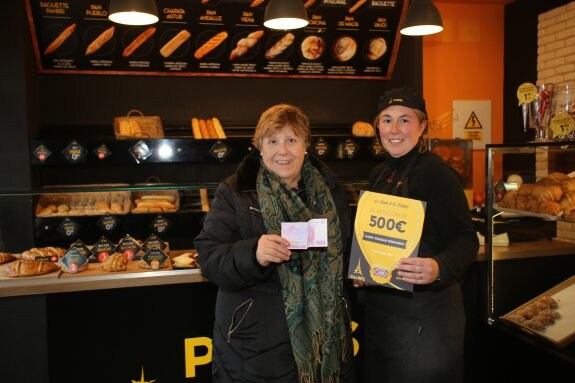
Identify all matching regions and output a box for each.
[400,0,443,36]
[108,0,159,26]
[263,0,309,30]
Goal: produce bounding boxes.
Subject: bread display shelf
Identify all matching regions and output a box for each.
[500,275,575,348]
[36,189,132,217]
[0,249,204,297]
[494,205,562,221]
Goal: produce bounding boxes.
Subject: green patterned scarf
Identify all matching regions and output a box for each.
[257,157,347,383]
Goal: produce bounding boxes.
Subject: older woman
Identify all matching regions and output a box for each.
[194,104,354,383]
[357,88,479,383]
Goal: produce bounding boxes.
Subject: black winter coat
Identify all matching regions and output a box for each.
[194,149,354,383]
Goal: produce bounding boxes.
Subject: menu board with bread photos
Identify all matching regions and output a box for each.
[25,0,406,80]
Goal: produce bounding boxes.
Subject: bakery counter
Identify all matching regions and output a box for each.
[0,259,207,298]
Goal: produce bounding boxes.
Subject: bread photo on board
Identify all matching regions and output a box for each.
[160,29,191,58]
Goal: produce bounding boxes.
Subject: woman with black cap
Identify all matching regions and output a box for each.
[354,88,479,383]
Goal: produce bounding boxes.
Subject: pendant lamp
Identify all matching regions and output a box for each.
[400,0,443,36]
[263,0,308,30]
[108,0,159,26]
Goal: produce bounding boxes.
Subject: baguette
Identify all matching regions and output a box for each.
[44,23,77,55]
[205,118,218,139]
[192,118,202,139]
[199,119,210,138]
[349,0,367,14]
[304,0,317,7]
[212,117,226,139]
[265,32,295,59]
[194,31,228,59]
[230,30,264,60]
[250,0,265,6]
[85,26,115,56]
[160,29,191,58]
[122,27,156,58]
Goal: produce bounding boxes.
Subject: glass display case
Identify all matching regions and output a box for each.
[485,142,575,353]
[0,134,379,297]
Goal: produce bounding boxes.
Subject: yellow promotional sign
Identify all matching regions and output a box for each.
[348,191,426,291]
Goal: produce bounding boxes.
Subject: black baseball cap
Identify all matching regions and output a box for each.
[378,88,428,117]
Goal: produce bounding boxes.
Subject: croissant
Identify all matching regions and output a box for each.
[539,200,561,215]
[559,190,575,216]
[531,184,562,203]
[5,260,60,277]
[0,252,16,264]
[517,183,535,197]
[560,178,575,193]
[101,252,128,272]
[498,190,517,209]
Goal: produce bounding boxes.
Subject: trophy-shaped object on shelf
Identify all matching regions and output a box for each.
[517,82,555,142]
[550,83,575,140]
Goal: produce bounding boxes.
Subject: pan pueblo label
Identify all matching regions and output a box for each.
[93,236,115,263]
[348,190,426,292]
[141,248,169,270]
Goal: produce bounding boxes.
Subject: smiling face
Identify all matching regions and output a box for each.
[376,105,426,158]
[260,126,306,189]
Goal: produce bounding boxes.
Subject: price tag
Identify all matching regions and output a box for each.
[92,236,115,262]
[60,247,89,273]
[98,214,120,232]
[70,239,94,262]
[342,138,359,159]
[62,140,87,163]
[517,82,537,105]
[115,234,142,261]
[550,112,575,138]
[129,140,152,163]
[151,215,171,235]
[57,218,80,239]
[143,233,167,252]
[33,144,52,162]
[311,138,330,158]
[209,141,231,162]
[94,144,111,160]
[369,138,385,158]
[140,248,169,270]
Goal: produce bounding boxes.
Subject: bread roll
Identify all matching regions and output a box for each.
[265,33,295,60]
[212,117,226,139]
[5,260,60,277]
[123,27,156,58]
[352,121,375,137]
[333,36,357,62]
[85,26,115,56]
[301,36,324,60]
[194,31,228,59]
[230,30,264,60]
[192,118,202,139]
[160,29,191,58]
[206,118,218,139]
[199,119,210,138]
[44,23,77,55]
[366,37,387,61]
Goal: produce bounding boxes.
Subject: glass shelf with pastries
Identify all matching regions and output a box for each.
[485,141,575,356]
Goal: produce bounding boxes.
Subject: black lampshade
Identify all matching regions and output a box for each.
[108,0,159,26]
[263,0,308,30]
[400,0,443,36]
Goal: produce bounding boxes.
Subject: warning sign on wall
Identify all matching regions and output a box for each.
[453,100,491,149]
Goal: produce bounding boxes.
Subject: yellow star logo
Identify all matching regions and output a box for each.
[132,366,156,383]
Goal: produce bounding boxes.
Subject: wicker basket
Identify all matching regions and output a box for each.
[114,109,164,139]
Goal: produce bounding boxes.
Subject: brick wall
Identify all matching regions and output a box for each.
[536,2,575,180]
[538,2,575,240]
